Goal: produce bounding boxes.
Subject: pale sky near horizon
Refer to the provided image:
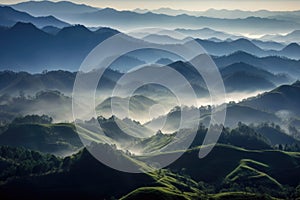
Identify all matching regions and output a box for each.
[1,0,300,11]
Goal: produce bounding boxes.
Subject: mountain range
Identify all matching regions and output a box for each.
[0,22,300,72]
[1,1,300,199]
[241,81,300,118]
[0,6,69,28]
[1,135,299,199]
[135,7,300,20]
[11,0,99,19]
[261,29,300,43]
[0,22,119,71]
[5,1,300,35]
[214,51,300,78]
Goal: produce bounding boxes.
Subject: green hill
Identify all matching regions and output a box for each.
[141,144,300,193]
[0,143,200,199]
[0,120,82,156]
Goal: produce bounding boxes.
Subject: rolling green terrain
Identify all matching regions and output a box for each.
[1,143,299,199]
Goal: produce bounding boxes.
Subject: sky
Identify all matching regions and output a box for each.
[1,0,300,11]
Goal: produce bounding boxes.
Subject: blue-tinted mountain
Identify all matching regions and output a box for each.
[192,38,300,59]
[250,39,285,50]
[0,90,75,123]
[142,34,183,44]
[241,81,300,117]
[167,60,290,93]
[214,51,300,78]
[0,22,119,71]
[195,38,267,56]
[142,7,300,19]
[96,95,158,123]
[0,69,122,97]
[47,7,300,35]
[175,27,240,40]
[0,6,69,28]
[11,0,99,22]
[254,124,300,146]
[280,43,300,59]
[1,22,300,71]
[222,71,275,92]
[109,55,146,72]
[260,30,300,43]
[220,62,291,86]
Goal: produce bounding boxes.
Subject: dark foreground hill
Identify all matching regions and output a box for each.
[0,143,299,199]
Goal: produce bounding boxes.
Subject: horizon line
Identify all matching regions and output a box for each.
[2,0,300,12]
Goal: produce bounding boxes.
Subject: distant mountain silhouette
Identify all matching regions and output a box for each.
[260,30,300,43]
[214,51,300,78]
[175,27,240,40]
[192,38,298,59]
[1,22,299,71]
[146,103,280,131]
[0,90,74,123]
[280,43,300,59]
[241,81,300,117]
[0,69,122,96]
[0,6,69,28]
[11,0,99,21]
[223,71,275,92]
[221,62,291,89]
[255,124,300,146]
[142,34,184,44]
[0,23,119,71]
[136,7,300,20]
[18,6,299,35]
[96,95,158,122]
[250,39,284,50]
[195,38,267,56]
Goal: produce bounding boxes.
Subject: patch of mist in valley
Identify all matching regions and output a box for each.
[1,88,268,124]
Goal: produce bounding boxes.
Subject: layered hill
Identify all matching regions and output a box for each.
[0,6,69,28]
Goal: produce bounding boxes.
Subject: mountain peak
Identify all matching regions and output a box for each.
[284,42,300,49]
[228,51,257,58]
[11,22,39,32]
[94,27,119,35]
[232,38,257,47]
[99,7,118,13]
[57,24,92,36]
[227,62,255,69]
[281,43,300,55]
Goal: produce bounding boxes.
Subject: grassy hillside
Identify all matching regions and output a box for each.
[0,143,299,199]
[0,121,82,156]
[141,144,300,196]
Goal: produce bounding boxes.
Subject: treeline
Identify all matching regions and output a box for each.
[0,146,61,181]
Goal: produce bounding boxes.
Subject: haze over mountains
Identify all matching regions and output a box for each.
[0,21,300,72]
[1,1,300,199]
[0,6,69,28]
[134,7,300,20]
[6,0,300,36]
